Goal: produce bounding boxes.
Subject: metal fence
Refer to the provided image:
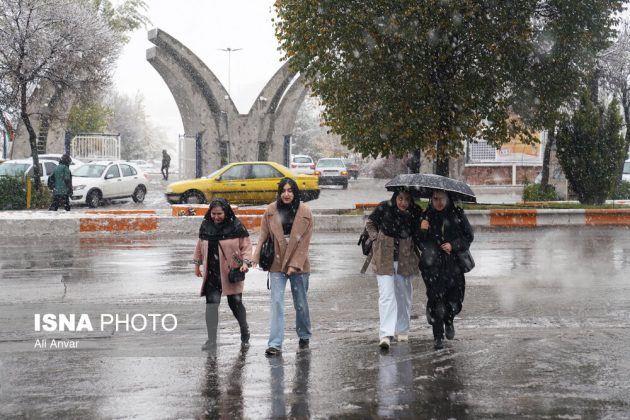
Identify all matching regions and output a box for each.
[70,134,121,161]
[467,134,545,164]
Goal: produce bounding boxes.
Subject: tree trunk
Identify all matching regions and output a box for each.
[540,124,555,189]
[20,81,41,191]
[618,83,630,190]
[435,155,449,176]
[591,67,600,105]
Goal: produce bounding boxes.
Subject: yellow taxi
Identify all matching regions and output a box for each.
[165,161,320,205]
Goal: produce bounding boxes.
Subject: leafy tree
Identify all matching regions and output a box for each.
[0,0,119,190]
[67,101,112,134]
[274,0,623,176]
[107,92,168,161]
[556,90,626,204]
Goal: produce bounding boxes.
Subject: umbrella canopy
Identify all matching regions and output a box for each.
[385,173,477,203]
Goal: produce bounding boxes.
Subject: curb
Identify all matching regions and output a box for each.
[1,207,630,238]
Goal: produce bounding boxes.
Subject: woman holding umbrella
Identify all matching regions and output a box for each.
[365,189,422,350]
[420,190,474,350]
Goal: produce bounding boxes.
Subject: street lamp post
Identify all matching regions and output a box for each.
[217,47,243,97]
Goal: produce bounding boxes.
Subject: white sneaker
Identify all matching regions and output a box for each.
[396,334,409,342]
[379,337,390,350]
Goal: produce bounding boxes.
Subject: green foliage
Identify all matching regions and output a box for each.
[556,91,626,205]
[0,176,27,210]
[274,0,623,162]
[522,180,559,202]
[0,177,53,210]
[92,0,151,43]
[610,180,630,200]
[67,101,111,134]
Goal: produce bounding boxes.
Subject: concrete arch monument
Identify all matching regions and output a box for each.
[146,28,308,176]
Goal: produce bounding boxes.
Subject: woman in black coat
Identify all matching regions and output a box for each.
[419,190,474,350]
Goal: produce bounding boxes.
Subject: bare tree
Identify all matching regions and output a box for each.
[0,0,119,190]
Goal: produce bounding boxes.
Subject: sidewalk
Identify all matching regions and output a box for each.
[2,205,630,237]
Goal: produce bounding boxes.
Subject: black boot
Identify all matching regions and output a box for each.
[202,303,219,351]
[434,337,444,350]
[445,320,455,340]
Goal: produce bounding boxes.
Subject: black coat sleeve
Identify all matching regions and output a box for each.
[450,209,474,253]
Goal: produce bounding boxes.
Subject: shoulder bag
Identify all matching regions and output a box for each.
[258,234,274,272]
[218,242,246,283]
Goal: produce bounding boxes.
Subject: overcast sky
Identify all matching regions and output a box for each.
[113,0,283,146]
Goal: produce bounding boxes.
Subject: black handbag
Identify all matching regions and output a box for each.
[258,234,274,271]
[218,243,246,283]
[457,249,475,273]
[228,267,246,283]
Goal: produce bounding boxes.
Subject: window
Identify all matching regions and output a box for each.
[293,156,312,164]
[105,164,120,179]
[251,164,283,179]
[26,164,44,177]
[120,164,137,177]
[221,164,251,181]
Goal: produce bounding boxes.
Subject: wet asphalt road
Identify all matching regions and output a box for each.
[1,227,630,418]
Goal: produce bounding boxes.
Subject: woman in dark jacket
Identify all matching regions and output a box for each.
[193,198,252,351]
[420,190,474,350]
[366,190,423,350]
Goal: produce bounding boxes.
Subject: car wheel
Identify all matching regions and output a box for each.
[132,186,146,203]
[87,190,102,208]
[181,190,206,204]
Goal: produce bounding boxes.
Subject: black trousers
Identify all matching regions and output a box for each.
[204,282,248,334]
[161,166,169,180]
[49,194,70,211]
[422,268,465,339]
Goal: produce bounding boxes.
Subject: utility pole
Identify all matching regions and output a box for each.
[217,47,243,97]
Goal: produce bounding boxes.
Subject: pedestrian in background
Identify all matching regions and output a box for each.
[48,154,73,211]
[161,149,171,180]
[365,190,422,350]
[194,198,252,350]
[419,190,474,350]
[252,177,314,356]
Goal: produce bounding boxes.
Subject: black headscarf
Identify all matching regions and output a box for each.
[276,177,301,235]
[199,198,249,241]
[423,191,460,244]
[368,190,422,239]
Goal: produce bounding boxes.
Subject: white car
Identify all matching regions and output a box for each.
[38,154,85,172]
[290,155,315,175]
[623,159,630,182]
[0,158,59,184]
[70,161,149,207]
[315,158,349,189]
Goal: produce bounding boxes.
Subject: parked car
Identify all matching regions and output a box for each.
[38,154,85,172]
[70,161,149,208]
[165,161,320,205]
[315,158,349,189]
[623,159,630,182]
[342,158,360,180]
[129,159,154,170]
[0,158,59,184]
[290,155,315,175]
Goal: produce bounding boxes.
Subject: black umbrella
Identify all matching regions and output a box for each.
[385,173,477,203]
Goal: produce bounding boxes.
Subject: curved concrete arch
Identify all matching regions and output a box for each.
[147,28,310,173]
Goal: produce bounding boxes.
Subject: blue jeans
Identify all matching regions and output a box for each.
[268,272,312,349]
[376,262,413,339]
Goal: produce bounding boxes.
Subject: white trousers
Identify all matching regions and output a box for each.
[376,262,413,339]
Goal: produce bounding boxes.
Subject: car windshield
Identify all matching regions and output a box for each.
[624,161,630,174]
[74,164,106,178]
[293,156,312,164]
[318,159,344,167]
[0,163,29,177]
[206,168,222,178]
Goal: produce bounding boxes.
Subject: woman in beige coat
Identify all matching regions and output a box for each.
[194,198,252,350]
[252,178,313,356]
[366,190,422,350]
